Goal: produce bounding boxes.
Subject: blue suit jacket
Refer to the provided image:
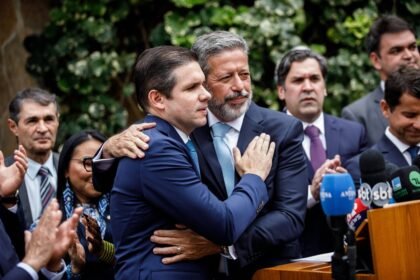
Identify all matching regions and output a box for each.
[300,114,367,257]
[347,134,410,183]
[0,219,32,280]
[192,103,308,272]
[111,115,268,280]
[341,85,388,147]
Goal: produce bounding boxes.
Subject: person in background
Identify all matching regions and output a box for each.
[347,67,420,181]
[55,130,114,279]
[0,146,82,280]
[341,15,419,146]
[6,88,60,229]
[275,47,367,256]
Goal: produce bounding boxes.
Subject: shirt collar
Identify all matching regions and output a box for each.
[380,80,385,92]
[207,110,245,133]
[385,127,419,153]
[27,153,55,179]
[286,110,325,135]
[173,127,190,144]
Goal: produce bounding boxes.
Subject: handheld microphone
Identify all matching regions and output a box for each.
[347,198,369,232]
[321,173,356,280]
[389,165,420,202]
[358,150,393,208]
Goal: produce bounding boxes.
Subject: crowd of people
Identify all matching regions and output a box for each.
[0,14,419,280]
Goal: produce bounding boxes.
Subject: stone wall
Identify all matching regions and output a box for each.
[0,0,49,156]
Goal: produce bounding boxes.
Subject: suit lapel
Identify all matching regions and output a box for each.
[376,136,409,166]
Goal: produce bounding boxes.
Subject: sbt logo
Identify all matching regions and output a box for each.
[358,182,392,207]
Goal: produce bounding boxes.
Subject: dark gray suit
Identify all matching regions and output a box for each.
[341,85,388,147]
[5,153,59,229]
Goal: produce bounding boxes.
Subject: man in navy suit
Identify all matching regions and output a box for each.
[275,48,368,256]
[341,15,419,146]
[95,31,308,279]
[110,45,276,280]
[347,67,420,181]
[0,146,82,280]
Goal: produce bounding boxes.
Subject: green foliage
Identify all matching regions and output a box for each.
[26,0,419,145]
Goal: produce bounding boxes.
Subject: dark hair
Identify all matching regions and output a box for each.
[384,67,420,111]
[56,129,107,206]
[365,15,415,55]
[9,87,59,123]
[191,31,248,76]
[275,47,328,86]
[133,46,198,112]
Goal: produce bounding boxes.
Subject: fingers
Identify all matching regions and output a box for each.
[232,147,241,164]
[153,246,180,256]
[0,150,4,166]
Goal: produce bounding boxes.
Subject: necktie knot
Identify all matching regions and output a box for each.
[186,140,197,154]
[212,122,231,138]
[407,146,419,162]
[305,125,320,139]
[38,166,50,177]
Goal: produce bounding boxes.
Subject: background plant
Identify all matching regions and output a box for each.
[26,0,420,144]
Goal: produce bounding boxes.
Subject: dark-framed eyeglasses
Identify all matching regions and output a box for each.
[71,157,93,172]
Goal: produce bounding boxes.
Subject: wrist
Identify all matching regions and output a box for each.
[46,258,63,272]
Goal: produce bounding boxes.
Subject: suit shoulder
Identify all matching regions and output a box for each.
[326,114,365,131]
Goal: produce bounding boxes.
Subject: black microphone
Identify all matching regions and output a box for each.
[412,154,420,169]
[358,150,393,208]
[389,165,420,202]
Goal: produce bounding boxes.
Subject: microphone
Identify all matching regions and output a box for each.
[412,154,420,169]
[358,150,393,208]
[389,165,420,202]
[347,198,369,232]
[321,173,356,280]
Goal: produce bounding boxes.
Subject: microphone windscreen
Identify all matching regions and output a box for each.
[321,173,356,216]
[359,149,386,187]
[390,165,420,202]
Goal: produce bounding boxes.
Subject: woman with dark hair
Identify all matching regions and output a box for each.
[56,129,114,279]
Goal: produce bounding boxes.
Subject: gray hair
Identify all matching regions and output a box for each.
[275,48,328,86]
[192,31,248,76]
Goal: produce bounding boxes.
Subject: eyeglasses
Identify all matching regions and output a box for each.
[71,157,93,172]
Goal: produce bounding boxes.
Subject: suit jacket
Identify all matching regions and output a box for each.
[111,115,268,280]
[347,134,410,183]
[300,114,368,257]
[192,103,308,274]
[341,86,388,147]
[5,153,59,229]
[0,219,32,280]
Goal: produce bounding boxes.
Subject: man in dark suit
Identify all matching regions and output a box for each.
[275,47,368,256]
[110,45,276,280]
[95,31,308,279]
[347,67,420,181]
[341,15,419,146]
[0,146,82,280]
[5,88,60,229]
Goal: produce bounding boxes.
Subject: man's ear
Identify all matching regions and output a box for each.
[148,89,165,110]
[277,85,286,101]
[380,99,390,119]
[7,119,19,137]
[369,52,382,72]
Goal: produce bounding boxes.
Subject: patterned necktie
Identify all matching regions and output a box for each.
[186,139,200,176]
[38,166,55,210]
[406,146,419,164]
[305,125,326,171]
[212,122,234,196]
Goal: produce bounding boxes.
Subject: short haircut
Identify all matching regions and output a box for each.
[365,15,415,55]
[191,31,248,76]
[9,88,59,123]
[133,46,198,112]
[385,67,420,111]
[275,47,328,86]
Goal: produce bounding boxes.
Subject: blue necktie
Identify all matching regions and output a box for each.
[406,146,419,164]
[212,122,234,196]
[186,140,200,176]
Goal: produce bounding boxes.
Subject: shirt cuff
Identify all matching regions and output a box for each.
[307,185,318,208]
[92,145,115,171]
[221,245,237,260]
[40,259,66,280]
[17,262,38,280]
